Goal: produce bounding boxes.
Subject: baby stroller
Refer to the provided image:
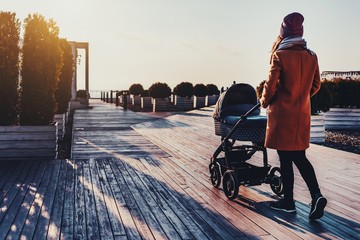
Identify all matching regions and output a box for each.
[210,83,284,200]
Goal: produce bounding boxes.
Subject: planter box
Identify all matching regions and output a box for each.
[194,96,206,109]
[0,124,58,160]
[141,97,152,110]
[54,113,65,140]
[311,114,325,143]
[120,95,131,104]
[174,96,193,111]
[153,98,168,112]
[131,95,141,106]
[206,95,219,106]
[325,108,360,130]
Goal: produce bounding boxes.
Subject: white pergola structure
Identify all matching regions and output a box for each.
[68,41,89,105]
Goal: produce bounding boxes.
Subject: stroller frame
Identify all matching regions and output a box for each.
[210,103,284,200]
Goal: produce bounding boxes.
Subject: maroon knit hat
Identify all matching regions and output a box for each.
[280,12,304,38]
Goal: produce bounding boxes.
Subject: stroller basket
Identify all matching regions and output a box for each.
[214,116,266,142]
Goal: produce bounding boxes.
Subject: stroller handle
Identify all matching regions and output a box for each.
[211,102,261,160]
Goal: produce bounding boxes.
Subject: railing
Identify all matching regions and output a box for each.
[89,90,108,99]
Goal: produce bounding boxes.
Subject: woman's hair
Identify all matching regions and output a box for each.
[270,35,283,63]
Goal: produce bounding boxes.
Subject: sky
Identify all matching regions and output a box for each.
[2,0,360,92]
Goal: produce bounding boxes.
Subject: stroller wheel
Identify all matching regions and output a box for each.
[210,164,221,187]
[222,170,239,200]
[269,167,284,196]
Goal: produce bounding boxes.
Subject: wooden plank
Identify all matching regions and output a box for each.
[0,149,56,158]
[60,159,76,239]
[20,186,47,239]
[100,159,142,239]
[74,160,87,239]
[20,160,55,239]
[126,158,195,239]
[0,161,26,201]
[112,158,172,239]
[4,159,47,240]
[0,160,33,224]
[82,159,101,239]
[95,158,126,236]
[0,160,41,239]
[87,158,116,238]
[137,157,223,240]
[108,158,155,240]
[154,156,272,239]
[0,141,57,149]
[46,159,68,239]
[32,159,62,239]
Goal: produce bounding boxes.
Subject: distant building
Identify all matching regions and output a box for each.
[321,71,360,80]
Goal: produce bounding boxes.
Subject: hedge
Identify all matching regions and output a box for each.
[149,82,171,98]
[206,84,220,95]
[173,82,193,98]
[194,84,208,97]
[129,83,144,96]
[20,14,62,125]
[0,12,20,125]
[55,38,74,114]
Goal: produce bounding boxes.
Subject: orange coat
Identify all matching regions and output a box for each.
[260,46,321,150]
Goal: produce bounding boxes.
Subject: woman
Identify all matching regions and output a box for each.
[260,12,327,220]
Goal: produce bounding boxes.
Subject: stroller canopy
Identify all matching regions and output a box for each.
[213,83,260,120]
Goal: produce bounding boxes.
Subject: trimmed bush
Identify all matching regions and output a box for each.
[194,84,208,97]
[206,84,220,95]
[129,83,144,96]
[20,14,62,125]
[173,82,193,98]
[336,79,360,108]
[76,89,87,99]
[322,79,360,108]
[0,12,20,125]
[55,38,74,114]
[311,82,332,115]
[141,89,149,97]
[149,82,171,98]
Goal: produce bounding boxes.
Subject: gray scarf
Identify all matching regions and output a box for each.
[277,36,307,50]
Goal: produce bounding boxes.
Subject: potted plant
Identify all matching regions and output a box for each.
[54,38,74,140]
[173,82,194,111]
[323,79,360,130]
[309,83,332,142]
[149,82,171,112]
[76,89,88,104]
[17,14,62,159]
[129,83,144,106]
[205,84,220,106]
[140,90,152,110]
[193,83,208,109]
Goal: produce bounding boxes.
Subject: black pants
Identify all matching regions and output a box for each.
[277,150,321,202]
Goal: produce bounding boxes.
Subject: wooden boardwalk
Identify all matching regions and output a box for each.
[0,99,359,239]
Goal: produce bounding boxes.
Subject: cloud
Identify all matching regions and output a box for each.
[178,41,196,49]
[215,46,242,56]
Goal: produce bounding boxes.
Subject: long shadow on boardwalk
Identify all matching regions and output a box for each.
[0,156,256,239]
[1,153,359,239]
